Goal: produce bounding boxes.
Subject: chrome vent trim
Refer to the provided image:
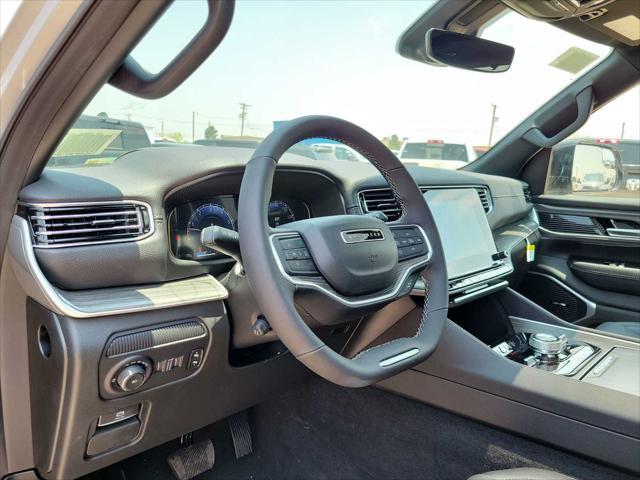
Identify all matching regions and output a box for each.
[23,200,154,248]
[358,185,492,221]
[358,188,403,221]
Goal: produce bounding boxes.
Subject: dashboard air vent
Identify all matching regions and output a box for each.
[27,201,153,247]
[359,186,492,221]
[358,189,403,221]
[474,187,492,214]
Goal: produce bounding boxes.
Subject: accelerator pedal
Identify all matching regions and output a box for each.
[227,410,253,459]
[167,439,215,480]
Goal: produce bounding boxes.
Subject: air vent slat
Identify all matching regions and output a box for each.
[359,189,402,221]
[27,202,153,247]
[29,210,139,220]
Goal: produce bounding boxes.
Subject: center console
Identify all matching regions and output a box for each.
[376,286,640,474]
[506,317,640,397]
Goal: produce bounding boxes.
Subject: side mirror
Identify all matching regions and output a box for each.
[425,29,514,73]
[546,142,624,195]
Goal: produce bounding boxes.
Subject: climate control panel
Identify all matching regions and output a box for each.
[99,319,209,399]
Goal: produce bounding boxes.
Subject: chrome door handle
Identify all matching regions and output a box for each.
[605,228,640,238]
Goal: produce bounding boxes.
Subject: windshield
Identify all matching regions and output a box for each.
[47,0,613,170]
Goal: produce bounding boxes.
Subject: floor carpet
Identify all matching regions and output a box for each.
[89,378,636,480]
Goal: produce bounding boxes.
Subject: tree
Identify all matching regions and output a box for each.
[204,124,218,140]
[388,134,402,151]
[166,131,183,143]
[381,134,402,151]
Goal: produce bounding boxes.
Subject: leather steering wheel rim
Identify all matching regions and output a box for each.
[238,115,448,387]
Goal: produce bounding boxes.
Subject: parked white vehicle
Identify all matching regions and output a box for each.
[397,139,477,169]
[310,143,367,162]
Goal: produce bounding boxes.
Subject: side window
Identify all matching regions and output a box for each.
[545,86,640,198]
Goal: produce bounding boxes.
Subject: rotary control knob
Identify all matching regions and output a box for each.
[116,363,147,392]
[528,333,568,356]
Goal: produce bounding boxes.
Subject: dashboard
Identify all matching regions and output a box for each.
[169,195,310,260]
[17,146,532,290]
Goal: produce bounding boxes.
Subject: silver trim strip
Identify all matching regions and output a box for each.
[538,225,640,244]
[528,272,596,322]
[379,348,420,367]
[449,281,509,306]
[8,215,227,318]
[269,224,432,307]
[19,200,155,248]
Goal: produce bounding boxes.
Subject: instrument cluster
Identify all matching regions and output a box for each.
[169,195,310,260]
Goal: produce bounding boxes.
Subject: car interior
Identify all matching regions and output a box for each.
[0,0,639,479]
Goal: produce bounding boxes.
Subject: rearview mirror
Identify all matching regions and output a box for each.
[425,29,514,73]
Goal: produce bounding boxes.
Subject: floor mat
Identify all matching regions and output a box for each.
[89,379,635,480]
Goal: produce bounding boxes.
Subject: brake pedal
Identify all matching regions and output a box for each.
[227,410,253,459]
[167,439,215,480]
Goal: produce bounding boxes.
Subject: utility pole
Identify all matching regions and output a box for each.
[192,111,196,143]
[161,120,164,138]
[239,103,251,136]
[488,104,498,147]
[620,121,626,140]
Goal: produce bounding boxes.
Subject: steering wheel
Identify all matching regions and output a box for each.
[238,116,448,387]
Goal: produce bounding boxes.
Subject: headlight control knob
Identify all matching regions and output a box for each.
[116,363,147,392]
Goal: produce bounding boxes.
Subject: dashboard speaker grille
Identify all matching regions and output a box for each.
[26,201,153,247]
[107,320,206,357]
[538,212,604,235]
[358,186,492,221]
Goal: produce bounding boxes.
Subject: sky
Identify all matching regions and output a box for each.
[75,0,637,145]
[0,0,21,36]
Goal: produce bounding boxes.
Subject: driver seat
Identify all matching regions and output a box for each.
[468,468,575,480]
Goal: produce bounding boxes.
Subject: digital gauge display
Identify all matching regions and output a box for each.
[268,200,296,227]
[170,195,310,261]
[187,203,234,258]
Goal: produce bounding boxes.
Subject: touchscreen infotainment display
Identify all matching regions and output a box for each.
[424,188,498,280]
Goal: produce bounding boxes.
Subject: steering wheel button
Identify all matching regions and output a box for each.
[298,249,311,259]
[286,259,318,275]
[413,236,424,244]
[279,237,305,250]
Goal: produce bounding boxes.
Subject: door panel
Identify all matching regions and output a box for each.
[517,199,640,328]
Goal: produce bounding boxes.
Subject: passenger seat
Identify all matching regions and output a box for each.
[468,468,575,480]
[596,322,640,340]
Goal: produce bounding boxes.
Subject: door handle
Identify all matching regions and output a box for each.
[606,228,640,238]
